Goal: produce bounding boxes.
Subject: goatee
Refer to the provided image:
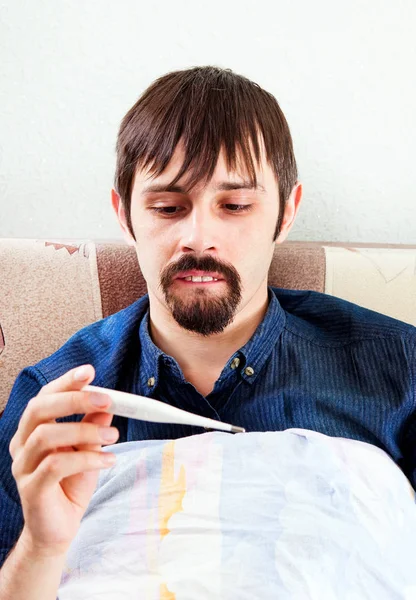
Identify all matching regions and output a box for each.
[159,254,242,336]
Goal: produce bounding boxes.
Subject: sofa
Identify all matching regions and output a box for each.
[1,238,415,414]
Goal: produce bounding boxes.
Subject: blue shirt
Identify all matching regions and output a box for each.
[1,287,415,567]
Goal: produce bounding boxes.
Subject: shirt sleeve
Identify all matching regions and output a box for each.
[400,337,416,491]
[0,367,46,569]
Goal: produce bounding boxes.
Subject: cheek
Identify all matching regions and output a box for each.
[133,233,173,285]
[238,239,275,285]
[134,212,173,246]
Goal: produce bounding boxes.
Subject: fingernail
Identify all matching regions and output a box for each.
[101,453,116,465]
[74,366,90,381]
[99,427,119,442]
[90,392,111,407]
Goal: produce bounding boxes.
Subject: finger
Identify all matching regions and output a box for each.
[75,412,115,453]
[12,389,112,454]
[10,364,97,459]
[38,364,96,396]
[22,450,117,495]
[12,422,119,477]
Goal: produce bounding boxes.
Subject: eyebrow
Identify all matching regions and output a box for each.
[141,180,266,195]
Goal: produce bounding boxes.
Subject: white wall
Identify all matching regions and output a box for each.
[0,0,415,243]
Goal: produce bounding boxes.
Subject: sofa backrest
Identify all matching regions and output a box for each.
[1,238,415,412]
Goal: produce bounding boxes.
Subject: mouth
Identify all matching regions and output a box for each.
[174,270,225,284]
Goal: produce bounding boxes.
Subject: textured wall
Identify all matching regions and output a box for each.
[0,0,415,243]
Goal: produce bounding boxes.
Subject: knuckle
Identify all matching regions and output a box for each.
[11,449,25,480]
[9,436,16,458]
[11,456,19,479]
[17,475,31,498]
[80,391,91,412]
[73,421,86,441]
[43,453,61,475]
[70,390,83,414]
[30,423,48,447]
[68,390,76,406]
[85,452,101,469]
[25,395,39,416]
[36,381,49,395]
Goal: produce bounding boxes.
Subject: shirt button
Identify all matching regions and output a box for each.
[230,357,240,370]
[244,366,254,377]
[147,377,155,387]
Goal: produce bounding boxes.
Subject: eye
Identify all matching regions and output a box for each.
[150,206,183,215]
[149,204,253,217]
[224,204,253,212]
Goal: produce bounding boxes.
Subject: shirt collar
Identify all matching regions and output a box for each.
[234,287,286,385]
[137,306,166,396]
[137,287,286,394]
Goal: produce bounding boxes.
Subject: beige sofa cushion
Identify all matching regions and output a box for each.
[324,246,416,326]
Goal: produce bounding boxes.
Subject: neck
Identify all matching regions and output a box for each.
[148,282,270,379]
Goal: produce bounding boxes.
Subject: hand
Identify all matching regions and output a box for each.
[9,365,119,557]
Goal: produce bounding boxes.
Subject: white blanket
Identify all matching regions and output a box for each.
[58,429,416,599]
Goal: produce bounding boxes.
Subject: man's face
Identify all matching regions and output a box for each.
[114,143,298,336]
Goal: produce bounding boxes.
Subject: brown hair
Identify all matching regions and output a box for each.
[114,66,298,241]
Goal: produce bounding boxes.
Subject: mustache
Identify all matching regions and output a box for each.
[160,254,241,286]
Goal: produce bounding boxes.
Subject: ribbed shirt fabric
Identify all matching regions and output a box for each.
[0,287,415,567]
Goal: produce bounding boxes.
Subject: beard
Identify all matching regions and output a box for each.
[159,254,242,336]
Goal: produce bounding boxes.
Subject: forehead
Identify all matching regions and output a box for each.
[133,138,272,192]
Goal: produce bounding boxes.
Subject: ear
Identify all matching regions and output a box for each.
[275,183,303,245]
[111,189,136,247]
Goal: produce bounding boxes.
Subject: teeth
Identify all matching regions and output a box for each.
[183,276,218,282]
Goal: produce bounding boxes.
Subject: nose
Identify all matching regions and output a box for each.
[179,206,218,254]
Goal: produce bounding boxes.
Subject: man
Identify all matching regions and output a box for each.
[0,66,415,598]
